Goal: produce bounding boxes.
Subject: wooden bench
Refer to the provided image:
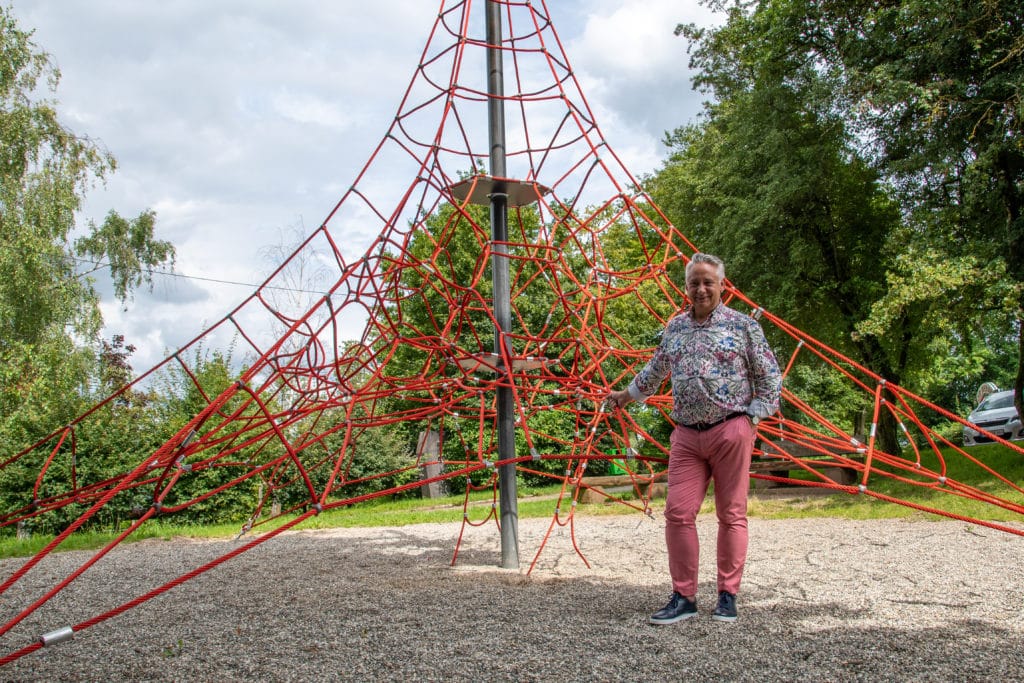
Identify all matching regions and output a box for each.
[749,457,860,486]
[579,472,668,504]
[750,437,865,487]
[579,438,865,502]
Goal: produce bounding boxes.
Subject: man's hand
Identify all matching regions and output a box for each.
[607,389,633,410]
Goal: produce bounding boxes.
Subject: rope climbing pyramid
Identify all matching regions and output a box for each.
[2,0,1022,665]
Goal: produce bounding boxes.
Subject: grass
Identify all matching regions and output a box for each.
[749,441,1024,522]
[2,443,1021,560]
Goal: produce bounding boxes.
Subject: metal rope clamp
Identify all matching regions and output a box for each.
[39,626,75,647]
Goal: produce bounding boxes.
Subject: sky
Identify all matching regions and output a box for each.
[10,0,720,372]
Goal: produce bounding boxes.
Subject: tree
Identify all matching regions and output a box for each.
[663,0,1020,444]
[0,6,175,448]
[374,192,681,484]
[378,198,567,485]
[809,0,1024,417]
[662,5,908,450]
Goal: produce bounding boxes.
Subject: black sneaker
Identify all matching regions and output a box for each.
[712,591,737,622]
[648,592,698,625]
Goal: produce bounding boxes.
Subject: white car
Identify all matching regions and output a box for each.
[963,389,1023,446]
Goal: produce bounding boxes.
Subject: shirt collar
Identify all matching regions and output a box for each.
[688,302,724,325]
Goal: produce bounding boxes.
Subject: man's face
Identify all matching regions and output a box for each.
[685,262,723,321]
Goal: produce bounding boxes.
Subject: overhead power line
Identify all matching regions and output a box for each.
[71,256,330,296]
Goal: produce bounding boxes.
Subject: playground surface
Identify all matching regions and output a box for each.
[2,515,1023,681]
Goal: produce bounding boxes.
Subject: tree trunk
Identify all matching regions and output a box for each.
[996,150,1024,421]
[1015,307,1023,424]
[851,333,902,456]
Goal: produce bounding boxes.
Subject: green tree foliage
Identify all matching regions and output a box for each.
[0,337,159,535]
[0,8,179,533]
[661,6,904,448]
[807,0,1024,414]
[315,420,419,503]
[379,199,554,485]
[377,196,674,486]
[0,7,174,450]
[140,344,267,525]
[76,209,174,302]
[662,0,1020,439]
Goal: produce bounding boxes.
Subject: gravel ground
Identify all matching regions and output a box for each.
[1,512,1023,682]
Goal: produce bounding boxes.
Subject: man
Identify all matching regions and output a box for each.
[607,253,781,624]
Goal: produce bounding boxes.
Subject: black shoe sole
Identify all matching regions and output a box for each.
[649,611,698,625]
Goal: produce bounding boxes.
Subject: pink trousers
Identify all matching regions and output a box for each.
[664,416,756,597]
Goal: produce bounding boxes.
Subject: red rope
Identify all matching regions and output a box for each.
[2,0,1022,666]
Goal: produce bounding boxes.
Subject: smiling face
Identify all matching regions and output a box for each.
[685,261,724,322]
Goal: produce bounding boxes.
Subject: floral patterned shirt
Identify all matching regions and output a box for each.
[627,303,782,425]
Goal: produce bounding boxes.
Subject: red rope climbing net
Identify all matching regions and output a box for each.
[1,0,1022,665]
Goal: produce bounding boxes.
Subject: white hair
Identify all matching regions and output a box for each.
[685,253,725,281]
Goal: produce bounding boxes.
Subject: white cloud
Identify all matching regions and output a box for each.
[9,1,720,373]
[575,0,689,74]
[269,90,354,129]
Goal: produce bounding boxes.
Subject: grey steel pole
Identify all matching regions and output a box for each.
[486,0,519,569]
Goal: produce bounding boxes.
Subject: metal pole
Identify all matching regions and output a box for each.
[486,0,519,569]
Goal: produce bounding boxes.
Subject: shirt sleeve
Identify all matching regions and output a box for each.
[627,323,675,402]
[745,319,782,416]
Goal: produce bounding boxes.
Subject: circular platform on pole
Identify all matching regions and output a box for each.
[448,175,551,207]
